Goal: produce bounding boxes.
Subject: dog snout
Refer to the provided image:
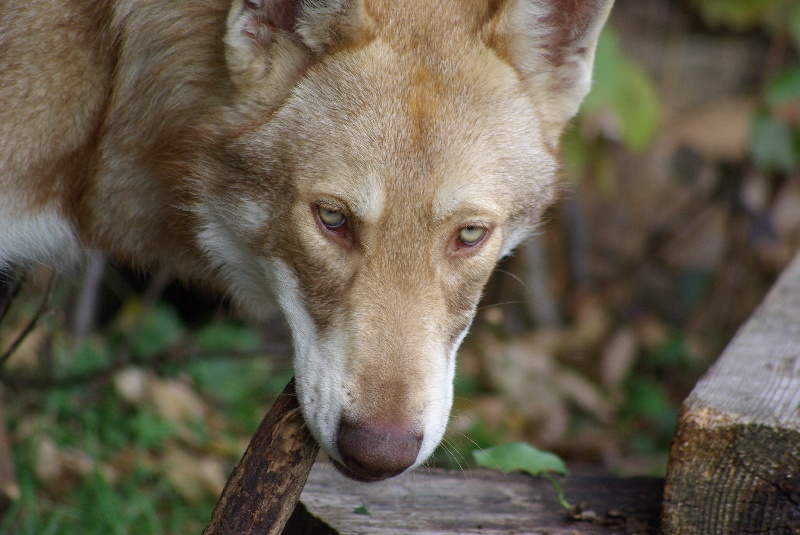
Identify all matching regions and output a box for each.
[335,417,422,482]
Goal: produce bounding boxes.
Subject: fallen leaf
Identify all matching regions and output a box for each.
[600,329,639,388]
[149,376,206,425]
[663,98,755,161]
[161,448,226,503]
[113,367,149,405]
[472,442,567,477]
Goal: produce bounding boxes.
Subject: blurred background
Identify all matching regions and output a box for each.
[1,0,799,532]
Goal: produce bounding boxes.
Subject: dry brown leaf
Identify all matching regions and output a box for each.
[113,367,149,405]
[772,179,800,243]
[739,172,772,212]
[149,376,207,425]
[33,437,60,482]
[0,326,48,372]
[162,448,228,503]
[636,315,670,351]
[554,370,613,423]
[660,204,728,271]
[34,436,114,495]
[600,328,639,389]
[480,332,613,444]
[567,294,613,352]
[662,98,755,161]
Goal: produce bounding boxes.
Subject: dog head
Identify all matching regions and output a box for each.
[192,0,612,481]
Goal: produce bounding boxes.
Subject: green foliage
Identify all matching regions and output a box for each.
[472,442,567,477]
[131,408,177,449]
[352,505,370,515]
[130,304,185,359]
[1,302,289,534]
[473,442,570,508]
[765,67,800,108]
[750,113,798,170]
[750,0,800,172]
[678,269,714,312]
[195,321,260,353]
[792,5,800,47]
[620,376,679,454]
[691,0,778,29]
[581,28,662,152]
[751,69,800,172]
[1,388,214,534]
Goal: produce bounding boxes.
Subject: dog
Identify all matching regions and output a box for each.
[0,0,613,482]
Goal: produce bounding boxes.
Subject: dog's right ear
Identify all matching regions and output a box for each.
[225,0,374,93]
[224,0,310,91]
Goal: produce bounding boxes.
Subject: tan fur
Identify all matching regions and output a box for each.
[0,0,612,479]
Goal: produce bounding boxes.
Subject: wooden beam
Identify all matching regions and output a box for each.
[663,254,800,533]
[286,465,663,534]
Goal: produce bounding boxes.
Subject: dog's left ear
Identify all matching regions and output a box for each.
[484,0,613,139]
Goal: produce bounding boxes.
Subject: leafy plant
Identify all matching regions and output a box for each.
[0,301,289,534]
[691,0,780,29]
[473,442,571,509]
[751,67,800,172]
[581,28,662,152]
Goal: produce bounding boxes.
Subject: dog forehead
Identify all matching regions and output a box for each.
[290,32,533,134]
[279,36,553,218]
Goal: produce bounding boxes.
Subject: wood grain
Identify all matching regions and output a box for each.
[663,254,800,533]
[288,465,664,534]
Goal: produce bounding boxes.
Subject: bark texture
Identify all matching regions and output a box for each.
[204,377,319,535]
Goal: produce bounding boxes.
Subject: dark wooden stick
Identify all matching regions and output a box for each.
[0,271,25,324]
[0,274,52,367]
[204,377,320,535]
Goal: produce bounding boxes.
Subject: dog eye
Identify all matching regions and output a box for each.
[318,207,346,228]
[458,226,486,246]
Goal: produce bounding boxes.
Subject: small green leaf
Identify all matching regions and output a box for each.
[751,112,798,171]
[691,0,775,30]
[472,442,568,477]
[130,304,185,358]
[195,321,260,353]
[132,409,176,449]
[474,443,571,509]
[353,505,370,515]
[765,68,800,108]
[582,28,661,151]
[613,62,661,151]
[791,5,800,49]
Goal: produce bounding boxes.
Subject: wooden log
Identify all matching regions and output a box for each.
[288,464,664,534]
[204,377,320,535]
[663,254,800,533]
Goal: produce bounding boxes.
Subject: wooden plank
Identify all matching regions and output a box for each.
[663,254,800,533]
[285,464,663,534]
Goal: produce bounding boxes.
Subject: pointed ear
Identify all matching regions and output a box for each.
[485,0,613,135]
[224,0,307,88]
[225,0,374,89]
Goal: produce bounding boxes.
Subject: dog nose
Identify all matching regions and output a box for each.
[336,418,423,482]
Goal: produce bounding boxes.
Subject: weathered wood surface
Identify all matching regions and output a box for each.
[204,377,320,535]
[663,254,800,534]
[285,465,664,534]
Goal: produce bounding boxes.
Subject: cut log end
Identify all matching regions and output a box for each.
[662,254,800,534]
[204,377,320,535]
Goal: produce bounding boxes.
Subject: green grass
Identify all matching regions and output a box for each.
[0,302,291,535]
